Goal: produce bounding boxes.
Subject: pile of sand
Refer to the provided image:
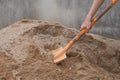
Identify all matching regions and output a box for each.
[0,19,120,80]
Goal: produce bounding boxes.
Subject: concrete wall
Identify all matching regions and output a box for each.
[0,0,120,39]
[0,0,24,28]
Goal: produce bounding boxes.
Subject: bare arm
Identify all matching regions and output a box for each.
[80,0,105,30]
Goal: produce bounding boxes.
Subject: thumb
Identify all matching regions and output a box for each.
[80,27,87,31]
[80,26,90,33]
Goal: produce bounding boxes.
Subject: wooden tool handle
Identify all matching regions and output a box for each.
[74,0,118,42]
[64,0,118,51]
[90,0,119,29]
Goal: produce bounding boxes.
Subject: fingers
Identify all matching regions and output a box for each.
[80,27,87,31]
[80,27,90,33]
[80,19,91,32]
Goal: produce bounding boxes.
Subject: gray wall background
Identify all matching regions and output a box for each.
[0,0,120,39]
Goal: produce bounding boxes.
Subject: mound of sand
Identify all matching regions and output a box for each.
[0,19,120,80]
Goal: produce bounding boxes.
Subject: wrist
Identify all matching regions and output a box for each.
[85,16,92,21]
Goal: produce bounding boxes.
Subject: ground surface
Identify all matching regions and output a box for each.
[0,19,120,80]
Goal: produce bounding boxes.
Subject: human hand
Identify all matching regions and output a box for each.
[80,19,91,31]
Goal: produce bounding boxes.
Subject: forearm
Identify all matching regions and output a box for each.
[86,0,105,21]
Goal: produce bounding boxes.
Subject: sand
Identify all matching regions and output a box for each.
[0,19,120,80]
